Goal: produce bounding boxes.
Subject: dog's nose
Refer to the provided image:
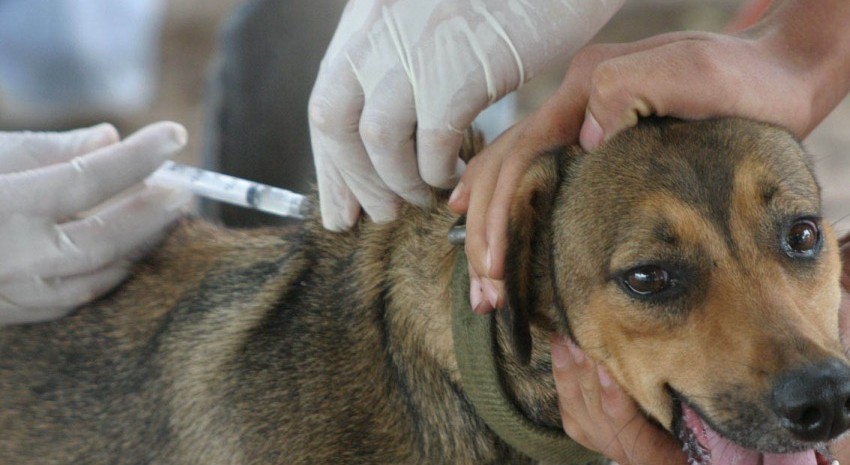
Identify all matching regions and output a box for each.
[772,359,850,442]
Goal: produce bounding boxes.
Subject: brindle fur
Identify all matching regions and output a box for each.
[0,118,845,464]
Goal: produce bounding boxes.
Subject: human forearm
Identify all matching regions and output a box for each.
[752,0,850,135]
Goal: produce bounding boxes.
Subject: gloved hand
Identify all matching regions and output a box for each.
[0,122,192,325]
[309,0,624,230]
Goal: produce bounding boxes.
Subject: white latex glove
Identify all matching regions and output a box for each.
[309,0,625,230]
[0,122,192,325]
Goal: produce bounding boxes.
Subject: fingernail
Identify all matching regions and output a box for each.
[470,277,483,311]
[579,112,603,151]
[483,278,499,308]
[567,340,585,365]
[448,181,464,205]
[597,366,613,389]
[86,123,119,147]
[485,248,493,275]
[171,124,188,147]
[552,339,570,369]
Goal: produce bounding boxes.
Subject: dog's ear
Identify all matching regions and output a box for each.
[502,150,564,365]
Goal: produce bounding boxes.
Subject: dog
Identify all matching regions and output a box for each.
[1,118,848,465]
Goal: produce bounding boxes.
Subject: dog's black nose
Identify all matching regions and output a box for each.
[772,359,850,442]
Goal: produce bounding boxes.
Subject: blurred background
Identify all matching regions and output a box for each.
[0,0,847,234]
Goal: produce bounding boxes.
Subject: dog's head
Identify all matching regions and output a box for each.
[504,118,848,464]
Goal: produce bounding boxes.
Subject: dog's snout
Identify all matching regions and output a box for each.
[771,359,850,442]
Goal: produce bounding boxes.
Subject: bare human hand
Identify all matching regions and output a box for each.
[449,0,850,313]
[550,336,686,465]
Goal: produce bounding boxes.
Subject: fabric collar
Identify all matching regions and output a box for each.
[450,250,602,464]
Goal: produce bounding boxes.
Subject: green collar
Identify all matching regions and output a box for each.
[450,250,602,464]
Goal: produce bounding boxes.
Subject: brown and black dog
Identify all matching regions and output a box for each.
[0,118,848,465]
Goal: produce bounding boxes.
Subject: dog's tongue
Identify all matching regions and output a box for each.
[683,405,818,465]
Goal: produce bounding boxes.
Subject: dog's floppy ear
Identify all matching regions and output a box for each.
[502,150,564,365]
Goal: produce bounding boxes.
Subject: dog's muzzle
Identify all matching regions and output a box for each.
[673,358,850,465]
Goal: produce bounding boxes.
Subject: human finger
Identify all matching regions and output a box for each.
[309,61,400,228]
[552,336,686,465]
[1,185,190,281]
[459,141,506,283]
[0,122,186,218]
[597,366,687,465]
[577,33,808,150]
[468,263,492,315]
[448,42,621,283]
[567,340,605,414]
[416,84,480,189]
[457,34,736,286]
[0,264,128,325]
[0,123,120,173]
[551,335,592,445]
[359,72,431,208]
[451,103,578,307]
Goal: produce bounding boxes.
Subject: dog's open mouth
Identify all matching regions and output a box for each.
[675,403,834,465]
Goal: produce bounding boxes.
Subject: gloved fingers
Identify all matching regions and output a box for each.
[359,72,431,207]
[0,185,191,282]
[0,264,128,326]
[313,132,401,227]
[310,59,367,231]
[336,151,402,225]
[415,94,480,190]
[0,121,186,218]
[314,151,362,231]
[0,123,119,173]
[310,63,401,228]
[47,185,191,279]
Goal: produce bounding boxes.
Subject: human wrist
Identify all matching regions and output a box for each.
[748,0,850,135]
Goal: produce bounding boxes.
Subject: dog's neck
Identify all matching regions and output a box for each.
[370,201,564,431]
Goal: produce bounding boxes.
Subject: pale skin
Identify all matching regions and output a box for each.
[446,0,850,461]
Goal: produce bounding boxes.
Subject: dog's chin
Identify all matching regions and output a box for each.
[671,399,833,465]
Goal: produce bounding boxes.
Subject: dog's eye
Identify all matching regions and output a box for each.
[623,265,672,296]
[784,219,821,257]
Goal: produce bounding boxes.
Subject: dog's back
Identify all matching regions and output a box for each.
[0,205,524,464]
[0,223,303,463]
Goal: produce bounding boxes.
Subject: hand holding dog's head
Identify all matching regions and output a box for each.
[504,118,847,461]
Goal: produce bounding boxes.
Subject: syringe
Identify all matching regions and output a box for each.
[146,161,311,219]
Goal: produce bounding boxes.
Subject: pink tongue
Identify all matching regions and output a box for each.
[683,406,817,465]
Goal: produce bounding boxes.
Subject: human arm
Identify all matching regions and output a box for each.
[449,0,850,312]
[0,122,192,325]
[308,0,624,231]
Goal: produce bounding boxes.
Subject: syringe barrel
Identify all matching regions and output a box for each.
[146,161,309,219]
[247,185,311,219]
